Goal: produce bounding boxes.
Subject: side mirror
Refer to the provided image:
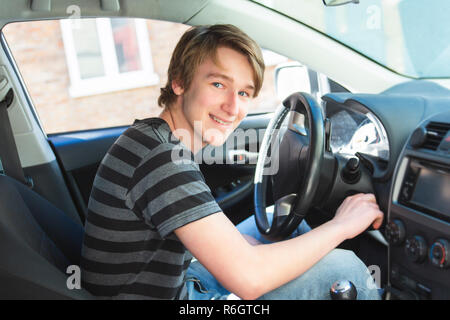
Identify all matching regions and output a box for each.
[274,62,312,101]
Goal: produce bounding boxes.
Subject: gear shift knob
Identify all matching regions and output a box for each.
[330,280,357,300]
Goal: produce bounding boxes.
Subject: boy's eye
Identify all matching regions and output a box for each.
[212,82,223,88]
[238,91,249,97]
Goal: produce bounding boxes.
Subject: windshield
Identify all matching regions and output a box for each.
[252,0,450,79]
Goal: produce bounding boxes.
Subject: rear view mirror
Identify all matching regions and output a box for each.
[274,62,311,101]
[322,0,359,6]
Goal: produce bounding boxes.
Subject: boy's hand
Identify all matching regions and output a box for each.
[332,193,384,240]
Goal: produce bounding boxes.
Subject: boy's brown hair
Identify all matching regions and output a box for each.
[158,24,265,108]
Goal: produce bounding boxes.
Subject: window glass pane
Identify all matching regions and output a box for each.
[110,18,142,73]
[3,19,188,133]
[250,49,292,114]
[3,19,290,134]
[72,19,105,79]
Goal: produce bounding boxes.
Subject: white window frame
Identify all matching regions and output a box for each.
[60,18,159,98]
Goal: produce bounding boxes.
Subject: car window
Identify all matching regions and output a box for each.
[3,18,298,134]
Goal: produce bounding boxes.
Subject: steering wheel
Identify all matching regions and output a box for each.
[254,92,325,241]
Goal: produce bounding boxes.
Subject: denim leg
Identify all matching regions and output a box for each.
[186,249,380,300]
[236,206,312,244]
[186,259,231,300]
[257,249,381,300]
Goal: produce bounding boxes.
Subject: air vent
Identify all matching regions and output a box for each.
[423,122,450,150]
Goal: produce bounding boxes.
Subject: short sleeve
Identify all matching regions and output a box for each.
[125,142,222,238]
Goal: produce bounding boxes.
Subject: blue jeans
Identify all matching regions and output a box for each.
[186,209,381,300]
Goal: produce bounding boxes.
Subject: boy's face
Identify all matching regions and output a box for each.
[172,46,255,147]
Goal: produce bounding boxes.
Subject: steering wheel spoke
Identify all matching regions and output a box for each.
[273,193,297,218]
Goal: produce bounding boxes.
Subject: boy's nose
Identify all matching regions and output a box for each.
[223,91,240,116]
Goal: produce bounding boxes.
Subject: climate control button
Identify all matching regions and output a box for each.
[429,239,449,269]
[405,235,427,263]
[385,219,406,246]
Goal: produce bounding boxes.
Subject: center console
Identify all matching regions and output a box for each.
[387,112,450,299]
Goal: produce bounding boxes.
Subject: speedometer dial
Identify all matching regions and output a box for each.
[329,109,389,161]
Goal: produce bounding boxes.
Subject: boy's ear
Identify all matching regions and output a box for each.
[171,79,184,95]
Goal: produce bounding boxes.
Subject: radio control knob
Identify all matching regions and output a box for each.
[385,219,406,246]
[429,239,449,269]
[405,235,427,263]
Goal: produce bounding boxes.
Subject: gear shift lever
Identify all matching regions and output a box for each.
[330,280,357,300]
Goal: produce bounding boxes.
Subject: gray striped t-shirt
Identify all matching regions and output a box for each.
[81,117,222,299]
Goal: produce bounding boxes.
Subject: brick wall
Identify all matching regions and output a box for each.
[3,19,279,134]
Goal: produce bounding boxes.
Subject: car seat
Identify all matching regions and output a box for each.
[0,174,93,299]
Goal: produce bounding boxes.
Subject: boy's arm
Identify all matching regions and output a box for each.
[175,193,383,300]
[242,234,262,246]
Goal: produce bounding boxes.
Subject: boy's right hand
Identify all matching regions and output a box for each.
[332,193,384,240]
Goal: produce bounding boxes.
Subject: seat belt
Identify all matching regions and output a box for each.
[0,79,30,187]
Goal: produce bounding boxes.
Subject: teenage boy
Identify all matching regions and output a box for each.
[81,24,383,300]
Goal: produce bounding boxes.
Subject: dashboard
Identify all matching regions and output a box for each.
[322,80,450,300]
[387,112,450,300]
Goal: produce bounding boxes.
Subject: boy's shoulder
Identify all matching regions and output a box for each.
[130,117,174,145]
[117,117,194,169]
[117,117,183,154]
